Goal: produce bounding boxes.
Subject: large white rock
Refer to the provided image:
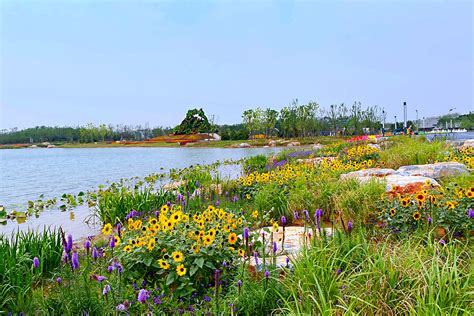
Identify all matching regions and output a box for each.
[462,139,474,149]
[340,168,397,180]
[238,143,251,148]
[384,174,440,192]
[397,162,469,179]
[312,143,323,151]
[287,141,301,147]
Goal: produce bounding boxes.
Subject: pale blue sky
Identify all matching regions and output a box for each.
[0,0,472,129]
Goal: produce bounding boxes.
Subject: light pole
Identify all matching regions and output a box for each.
[403,102,407,131]
[416,109,418,132]
[394,115,397,130]
[382,110,386,136]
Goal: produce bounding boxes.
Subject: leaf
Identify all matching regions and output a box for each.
[144,256,153,267]
[195,257,205,269]
[190,265,198,277]
[166,273,175,286]
[205,261,215,269]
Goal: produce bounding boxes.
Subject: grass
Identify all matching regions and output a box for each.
[0,229,63,312]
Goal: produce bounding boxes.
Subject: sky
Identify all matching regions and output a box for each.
[0,0,472,130]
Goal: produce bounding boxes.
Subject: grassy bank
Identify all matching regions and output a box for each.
[1,136,472,314]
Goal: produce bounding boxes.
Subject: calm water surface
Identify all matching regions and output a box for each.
[0,147,281,238]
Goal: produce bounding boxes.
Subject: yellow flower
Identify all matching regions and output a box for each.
[176,264,186,277]
[272,222,279,232]
[113,235,121,245]
[390,208,396,217]
[251,210,259,218]
[238,248,245,257]
[123,245,132,253]
[228,232,237,244]
[158,259,170,270]
[160,204,169,214]
[147,238,155,251]
[172,251,184,262]
[102,223,113,235]
[413,211,421,221]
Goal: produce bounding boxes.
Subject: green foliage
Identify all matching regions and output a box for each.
[0,229,62,311]
[242,154,268,174]
[254,183,289,219]
[174,108,212,135]
[379,136,448,169]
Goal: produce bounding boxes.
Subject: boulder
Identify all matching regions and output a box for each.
[238,143,251,148]
[462,139,474,149]
[287,141,301,147]
[312,143,323,151]
[268,140,277,147]
[397,162,469,179]
[340,168,397,180]
[385,174,440,192]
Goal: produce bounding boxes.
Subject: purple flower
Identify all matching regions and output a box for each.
[303,209,309,221]
[233,195,238,203]
[33,257,40,269]
[71,252,79,270]
[56,277,61,285]
[83,239,91,252]
[138,289,149,303]
[107,265,114,273]
[116,304,126,311]
[154,296,162,305]
[117,224,122,238]
[439,239,446,246]
[285,257,290,266]
[125,210,139,220]
[243,227,249,241]
[336,268,342,275]
[65,234,73,253]
[272,242,277,254]
[203,295,211,302]
[109,236,115,249]
[222,261,227,268]
[293,211,299,220]
[237,280,242,288]
[315,209,323,218]
[215,200,220,207]
[264,269,269,279]
[253,251,259,266]
[195,180,199,187]
[428,217,433,224]
[281,216,287,226]
[102,284,111,296]
[347,221,353,232]
[92,275,107,282]
[92,247,98,260]
[468,208,474,219]
[214,269,221,287]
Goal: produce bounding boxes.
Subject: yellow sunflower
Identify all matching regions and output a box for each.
[158,259,170,270]
[102,223,113,235]
[228,232,237,244]
[123,245,132,253]
[390,208,396,217]
[413,211,421,221]
[147,239,155,251]
[176,264,186,277]
[172,251,184,262]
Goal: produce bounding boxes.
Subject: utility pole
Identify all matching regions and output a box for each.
[403,102,407,131]
[394,115,397,130]
[416,109,418,132]
[382,110,386,136]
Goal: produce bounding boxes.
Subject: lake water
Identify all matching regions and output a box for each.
[0,147,281,238]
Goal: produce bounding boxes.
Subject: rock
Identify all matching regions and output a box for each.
[367,143,381,150]
[312,143,323,151]
[30,145,38,148]
[297,157,335,165]
[397,162,469,179]
[287,141,301,147]
[238,143,251,148]
[162,180,186,191]
[47,144,56,148]
[268,140,277,147]
[340,168,397,180]
[385,175,440,192]
[462,139,474,149]
[263,145,269,148]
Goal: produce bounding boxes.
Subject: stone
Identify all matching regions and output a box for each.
[462,139,474,149]
[384,174,440,192]
[287,141,301,147]
[312,143,323,151]
[397,162,469,179]
[297,157,335,165]
[340,168,397,180]
[268,140,277,147]
[238,143,251,148]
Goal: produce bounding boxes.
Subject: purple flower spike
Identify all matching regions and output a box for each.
[243,227,249,241]
[138,289,149,303]
[33,257,40,269]
[109,236,115,249]
[347,221,353,232]
[428,217,433,224]
[281,216,287,226]
[102,284,111,296]
[439,239,446,246]
[303,209,309,221]
[468,208,474,219]
[264,269,269,279]
[253,251,259,266]
[92,247,98,260]
[272,242,277,253]
[216,200,220,207]
[293,211,299,220]
[56,277,61,285]
[83,239,91,251]
[71,252,79,270]
[117,223,122,238]
[65,234,73,253]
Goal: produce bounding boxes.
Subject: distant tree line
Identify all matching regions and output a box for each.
[0,124,172,144]
[241,100,384,138]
